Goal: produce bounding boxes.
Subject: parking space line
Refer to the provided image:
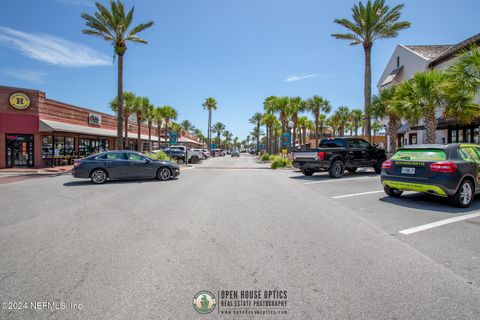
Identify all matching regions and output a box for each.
[332,190,384,199]
[304,176,377,185]
[399,211,480,235]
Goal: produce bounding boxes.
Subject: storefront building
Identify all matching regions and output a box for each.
[0,85,168,169]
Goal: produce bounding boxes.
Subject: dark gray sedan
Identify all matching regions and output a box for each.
[72,151,180,184]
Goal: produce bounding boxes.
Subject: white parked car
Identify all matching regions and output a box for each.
[193,149,208,159]
[200,149,210,158]
[169,146,202,164]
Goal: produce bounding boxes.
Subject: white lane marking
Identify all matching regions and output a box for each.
[399,211,480,235]
[332,190,384,199]
[304,176,377,185]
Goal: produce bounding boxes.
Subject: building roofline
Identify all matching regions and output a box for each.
[429,32,480,67]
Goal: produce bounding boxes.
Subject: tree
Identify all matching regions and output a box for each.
[372,121,383,144]
[82,1,154,150]
[372,85,404,153]
[396,70,479,144]
[446,45,480,94]
[110,91,138,149]
[202,97,218,151]
[159,106,178,146]
[262,113,277,154]
[180,120,193,136]
[154,107,166,148]
[349,109,364,136]
[132,96,151,152]
[297,116,309,149]
[289,97,306,150]
[332,0,410,142]
[211,122,225,147]
[223,130,233,149]
[144,102,155,152]
[305,95,331,147]
[333,106,351,136]
[249,112,263,151]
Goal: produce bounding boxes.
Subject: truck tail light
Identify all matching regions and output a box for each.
[317,151,326,160]
[429,161,457,173]
[382,160,393,169]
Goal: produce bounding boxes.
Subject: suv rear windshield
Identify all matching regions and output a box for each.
[319,138,345,148]
[391,149,446,161]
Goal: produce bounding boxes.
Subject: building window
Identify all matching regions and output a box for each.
[79,138,109,156]
[53,136,75,157]
[396,56,400,67]
[42,136,53,159]
[474,127,479,144]
[409,133,417,145]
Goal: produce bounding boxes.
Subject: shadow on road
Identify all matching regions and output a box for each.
[289,171,378,182]
[379,193,480,214]
[63,178,178,187]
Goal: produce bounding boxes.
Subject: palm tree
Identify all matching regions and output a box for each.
[154,107,166,148]
[318,114,327,139]
[446,45,480,94]
[202,97,218,151]
[372,85,403,153]
[372,121,383,144]
[297,116,309,149]
[249,112,264,151]
[349,109,364,136]
[305,95,331,147]
[211,122,225,147]
[289,97,305,150]
[180,120,193,136]
[143,102,155,152]
[233,137,239,150]
[223,130,233,149]
[159,106,178,146]
[262,113,277,154]
[327,114,342,137]
[396,70,479,144]
[272,120,282,154]
[332,0,410,142]
[250,126,265,150]
[333,106,351,136]
[133,96,151,152]
[82,1,154,150]
[110,91,137,149]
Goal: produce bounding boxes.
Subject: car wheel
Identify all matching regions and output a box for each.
[191,156,199,164]
[157,167,172,181]
[450,179,474,208]
[374,158,386,174]
[384,187,403,197]
[329,160,345,178]
[177,158,185,164]
[347,167,358,173]
[90,169,107,184]
[302,169,314,176]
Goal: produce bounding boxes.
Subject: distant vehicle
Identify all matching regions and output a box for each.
[231,150,240,157]
[169,145,202,164]
[248,148,257,155]
[72,151,180,184]
[381,144,480,208]
[161,148,187,163]
[293,137,386,178]
[199,148,210,158]
[192,148,207,160]
[212,149,225,157]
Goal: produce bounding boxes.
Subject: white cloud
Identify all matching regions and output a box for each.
[0,26,111,67]
[3,69,48,84]
[285,73,317,82]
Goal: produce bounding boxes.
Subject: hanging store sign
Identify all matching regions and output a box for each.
[88,113,102,125]
[9,93,31,110]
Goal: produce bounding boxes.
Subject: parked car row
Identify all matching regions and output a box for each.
[293,137,480,208]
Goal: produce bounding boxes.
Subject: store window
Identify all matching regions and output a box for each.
[53,136,75,156]
[42,136,53,159]
[409,133,417,145]
[79,138,109,156]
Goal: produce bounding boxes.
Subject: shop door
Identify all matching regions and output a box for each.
[6,134,34,168]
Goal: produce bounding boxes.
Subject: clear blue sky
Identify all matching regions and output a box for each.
[0,0,479,139]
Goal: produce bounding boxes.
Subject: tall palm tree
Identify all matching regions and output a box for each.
[202,97,218,151]
[262,113,277,154]
[82,1,154,150]
[289,96,306,150]
[297,116,309,149]
[180,120,193,136]
[396,70,479,144]
[318,114,327,139]
[223,130,233,149]
[333,106,351,136]
[249,112,264,151]
[372,121,383,144]
[133,96,151,152]
[332,0,410,142]
[154,107,166,148]
[160,106,178,146]
[267,96,291,149]
[372,85,403,153]
[144,102,155,152]
[211,122,225,147]
[110,91,137,149]
[349,109,364,136]
[446,46,480,94]
[305,95,331,147]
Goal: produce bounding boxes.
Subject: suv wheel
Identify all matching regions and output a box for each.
[190,156,199,164]
[90,169,107,184]
[450,179,474,208]
[329,160,345,178]
[384,187,403,197]
[302,169,314,176]
[158,167,172,181]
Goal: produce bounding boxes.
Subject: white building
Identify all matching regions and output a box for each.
[377,33,480,152]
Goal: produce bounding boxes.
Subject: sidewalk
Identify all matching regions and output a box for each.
[0,165,73,175]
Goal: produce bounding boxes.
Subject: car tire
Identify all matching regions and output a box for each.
[157,167,172,181]
[374,158,386,174]
[384,187,403,197]
[302,169,314,176]
[329,160,345,178]
[90,169,107,184]
[450,179,474,208]
[191,156,199,164]
[347,167,358,173]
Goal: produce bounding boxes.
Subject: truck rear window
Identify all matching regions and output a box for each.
[391,149,446,161]
[319,138,345,148]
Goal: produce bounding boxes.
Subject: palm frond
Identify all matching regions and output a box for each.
[128,21,155,37]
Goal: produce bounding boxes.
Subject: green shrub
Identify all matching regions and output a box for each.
[270,156,286,169]
[260,153,270,161]
[268,155,276,161]
[145,151,171,161]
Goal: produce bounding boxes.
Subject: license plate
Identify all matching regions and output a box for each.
[401,167,415,175]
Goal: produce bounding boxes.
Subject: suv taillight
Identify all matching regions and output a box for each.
[317,151,326,160]
[382,160,393,169]
[429,161,457,173]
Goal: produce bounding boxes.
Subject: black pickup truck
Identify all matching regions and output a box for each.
[293,137,387,178]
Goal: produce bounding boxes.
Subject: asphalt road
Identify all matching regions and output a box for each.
[1,154,479,319]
